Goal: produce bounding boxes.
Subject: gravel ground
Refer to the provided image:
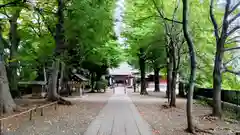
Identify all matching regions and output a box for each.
[2,90,113,135]
[129,90,240,135]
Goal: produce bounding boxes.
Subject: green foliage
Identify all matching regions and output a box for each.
[1,0,240,96]
[65,0,123,73]
[124,0,240,90]
[124,0,166,72]
[95,79,108,90]
[0,0,123,88]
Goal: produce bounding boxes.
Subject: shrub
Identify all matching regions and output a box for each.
[95,79,108,91]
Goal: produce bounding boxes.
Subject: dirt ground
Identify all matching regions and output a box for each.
[1,90,113,135]
[129,91,240,135]
[0,98,50,119]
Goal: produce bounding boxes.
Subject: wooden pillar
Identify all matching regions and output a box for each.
[79,83,82,97]
[82,83,85,95]
[32,84,42,99]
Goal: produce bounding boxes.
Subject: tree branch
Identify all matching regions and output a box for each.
[227,26,240,36]
[163,17,182,24]
[177,38,185,51]
[224,46,240,51]
[29,25,41,37]
[222,60,240,80]
[224,68,240,75]
[228,13,240,24]
[0,0,23,8]
[180,50,188,55]
[2,7,10,18]
[134,15,182,24]
[219,0,231,40]
[228,1,240,15]
[134,15,158,22]
[34,8,55,37]
[225,40,240,44]
[176,47,182,70]
[36,13,42,36]
[0,32,9,48]
[151,0,182,24]
[223,55,240,66]
[210,0,219,40]
[170,0,181,32]
[226,35,240,42]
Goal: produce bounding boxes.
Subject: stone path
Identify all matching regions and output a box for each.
[84,87,153,135]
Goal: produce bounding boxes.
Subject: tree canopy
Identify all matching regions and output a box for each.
[124,0,240,90]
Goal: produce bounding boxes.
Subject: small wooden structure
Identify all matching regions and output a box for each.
[18,81,47,98]
[18,67,47,99]
[68,73,88,97]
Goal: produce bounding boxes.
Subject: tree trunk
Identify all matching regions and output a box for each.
[139,48,148,95]
[95,72,102,92]
[55,0,66,54]
[170,46,177,107]
[178,81,185,97]
[0,26,17,113]
[133,77,136,92]
[90,72,95,92]
[212,48,223,118]
[170,70,177,107]
[47,60,60,101]
[47,60,71,105]
[46,0,71,105]
[8,9,21,97]
[154,67,160,92]
[0,61,16,113]
[58,62,65,93]
[210,0,229,118]
[166,55,173,102]
[182,0,197,132]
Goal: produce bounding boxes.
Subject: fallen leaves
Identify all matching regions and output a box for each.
[1,92,112,134]
[130,92,240,135]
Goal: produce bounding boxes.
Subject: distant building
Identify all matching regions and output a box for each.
[108,62,138,86]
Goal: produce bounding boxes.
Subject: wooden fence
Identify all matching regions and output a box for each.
[0,101,58,134]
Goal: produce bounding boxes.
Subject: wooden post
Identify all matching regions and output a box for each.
[124,79,126,94]
[40,108,43,116]
[0,119,2,135]
[35,106,38,112]
[79,83,82,97]
[113,85,115,94]
[54,103,57,110]
[29,110,33,120]
[82,83,85,95]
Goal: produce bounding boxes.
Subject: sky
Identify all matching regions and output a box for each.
[113,0,126,46]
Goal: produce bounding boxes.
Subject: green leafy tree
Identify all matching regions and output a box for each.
[0,0,29,113]
[0,0,123,112]
[124,0,168,95]
[209,0,240,117]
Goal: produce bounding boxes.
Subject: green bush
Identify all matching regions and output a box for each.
[95,79,108,91]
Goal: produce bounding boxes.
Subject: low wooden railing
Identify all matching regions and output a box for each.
[0,101,58,134]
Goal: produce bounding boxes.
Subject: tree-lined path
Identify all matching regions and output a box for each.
[1,0,240,134]
[84,87,153,135]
